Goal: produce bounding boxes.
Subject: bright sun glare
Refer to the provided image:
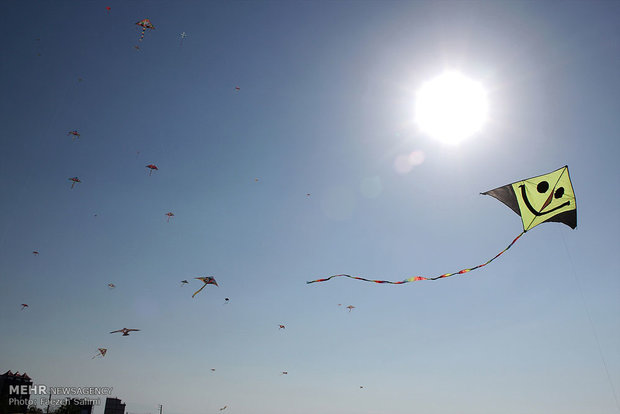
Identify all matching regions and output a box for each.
[415,71,488,145]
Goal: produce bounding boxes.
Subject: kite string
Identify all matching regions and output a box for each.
[559,230,620,413]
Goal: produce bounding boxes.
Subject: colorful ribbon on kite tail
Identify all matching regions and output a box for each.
[306,231,526,285]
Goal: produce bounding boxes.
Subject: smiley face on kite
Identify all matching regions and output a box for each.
[519,180,570,217]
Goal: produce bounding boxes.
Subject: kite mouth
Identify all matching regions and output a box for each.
[519,184,570,216]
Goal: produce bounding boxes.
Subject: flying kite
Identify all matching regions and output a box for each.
[21,304,28,310]
[68,177,81,188]
[110,328,140,336]
[108,283,115,289]
[281,371,288,375]
[211,368,216,372]
[165,212,174,222]
[192,276,218,298]
[219,407,227,411]
[224,297,229,304]
[67,130,80,141]
[136,19,155,42]
[307,166,576,285]
[146,164,158,175]
[278,325,285,330]
[235,86,240,91]
[32,251,39,256]
[346,305,355,312]
[92,348,107,359]
[180,280,189,286]
[180,32,187,46]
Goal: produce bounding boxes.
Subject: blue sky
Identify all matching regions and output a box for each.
[1,1,619,413]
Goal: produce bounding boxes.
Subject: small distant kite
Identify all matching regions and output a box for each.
[180,280,189,286]
[110,328,140,336]
[32,251,39,256]
[146,164,158,175]
[21,304,28,310]
[192,276,218,298]
[165,212,174,222]
[67,130,80,141]
[254,178,259,182]
[219,406,227,411]
[105,6,111,13]
[134,45,141,51]
[280,371,288,375]
[235,86,240,91]
[307,166,577,286]
[224,297,230,304]
[346,305,355,312]
[92,348,107,359]
[306,193,311,198]
[136,19,155,42]
[108,283,115,289]
[77,77,83,82]
[278,325,285,330]
[211,368,216,372]
[180,32,187,46]
[68,177,81,189]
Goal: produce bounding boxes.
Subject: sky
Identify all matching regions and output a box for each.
[0,1,619,414]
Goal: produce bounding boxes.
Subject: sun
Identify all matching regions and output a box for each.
[414,71,488,145]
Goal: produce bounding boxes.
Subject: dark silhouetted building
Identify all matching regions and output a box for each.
[104,398,125,414]
[0,370,33,414]
[63,399,94,414]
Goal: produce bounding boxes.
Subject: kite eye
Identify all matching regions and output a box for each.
[554,187,565,199]
[537,181,549,193]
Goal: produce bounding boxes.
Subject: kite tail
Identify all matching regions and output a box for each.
[306,274,410,284]
[139,28,146,42]
[306,231,526,285]
[192,284,206,298]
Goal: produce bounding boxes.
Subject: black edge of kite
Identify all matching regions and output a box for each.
[480,185,520,217]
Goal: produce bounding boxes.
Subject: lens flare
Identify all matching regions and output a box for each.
[394,150,426,174]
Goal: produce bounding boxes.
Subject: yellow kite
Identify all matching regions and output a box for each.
[307,166,577,285]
